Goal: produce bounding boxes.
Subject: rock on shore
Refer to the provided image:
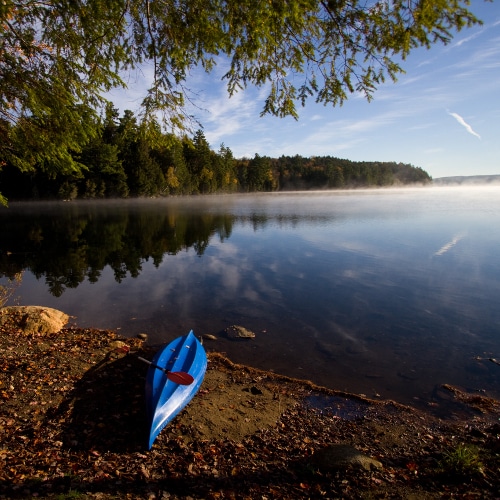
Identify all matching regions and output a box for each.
[0,305,69,335]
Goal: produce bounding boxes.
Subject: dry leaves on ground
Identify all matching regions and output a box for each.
[1,326,500,499]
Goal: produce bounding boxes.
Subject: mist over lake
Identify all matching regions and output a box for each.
[2,186,499,409]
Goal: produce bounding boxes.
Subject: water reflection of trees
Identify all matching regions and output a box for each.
[0,205,235,296]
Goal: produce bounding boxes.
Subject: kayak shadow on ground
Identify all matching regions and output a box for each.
[48,351,152,453]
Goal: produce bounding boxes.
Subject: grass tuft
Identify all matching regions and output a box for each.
[439,443,484,477]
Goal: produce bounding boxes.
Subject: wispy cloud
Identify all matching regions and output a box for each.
[423,147,444,154]
[434,233,466,256]
[447,111,481,139]
[199,86,264,147]
[453,31,483,48]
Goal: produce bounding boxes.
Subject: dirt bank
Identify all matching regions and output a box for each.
[1,325,499,499]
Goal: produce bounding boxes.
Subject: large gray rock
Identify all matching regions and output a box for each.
[0,306,69,335]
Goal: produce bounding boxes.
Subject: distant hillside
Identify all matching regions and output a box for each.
[433,175,500,186]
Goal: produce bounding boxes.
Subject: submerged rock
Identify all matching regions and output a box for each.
[202,334,218,341]
[225,325,256,339]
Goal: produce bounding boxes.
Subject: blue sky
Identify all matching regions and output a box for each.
[111,2,500,179]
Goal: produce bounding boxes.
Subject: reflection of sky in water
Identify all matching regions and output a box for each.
[6,187,500,408]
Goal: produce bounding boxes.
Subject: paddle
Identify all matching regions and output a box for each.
[138,357,194,385]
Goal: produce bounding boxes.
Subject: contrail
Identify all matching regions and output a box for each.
[447,110,481,139]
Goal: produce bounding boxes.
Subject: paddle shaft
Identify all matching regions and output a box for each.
[138,357,194,385]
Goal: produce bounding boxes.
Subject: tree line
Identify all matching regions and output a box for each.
[1,1,478,204]
[0,105,431,201]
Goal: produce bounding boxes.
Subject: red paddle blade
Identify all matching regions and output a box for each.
[166,371,194,385]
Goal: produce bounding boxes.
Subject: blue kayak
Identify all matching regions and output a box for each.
[144,330,207,449]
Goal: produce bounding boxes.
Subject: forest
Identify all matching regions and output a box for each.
[2,0,480,203]
[0,105,431,202]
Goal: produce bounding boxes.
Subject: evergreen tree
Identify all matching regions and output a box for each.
[167,139,191,195]
[247,154,273,192]
[117,111,166,197]
[1,1,483,202]
[78,138,128,198]
[215,143,238,192]
[184,130,214,194]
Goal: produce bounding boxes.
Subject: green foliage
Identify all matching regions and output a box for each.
[244,154,274,192]
[215,144,238,193]
[78,140,128,199]
[184,130,214,194]
[439,444,484,477]
[0,109,432,200]
[269,155,431,190]
[1,0,128,179]
[0,0,484,197]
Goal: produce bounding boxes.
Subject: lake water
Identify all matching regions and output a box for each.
[1,187,499,410]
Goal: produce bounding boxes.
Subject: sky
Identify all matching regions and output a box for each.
[110,2,500,180]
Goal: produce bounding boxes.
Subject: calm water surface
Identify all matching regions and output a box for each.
[2,187,499,410]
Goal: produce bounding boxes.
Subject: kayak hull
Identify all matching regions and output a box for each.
[145,330,207,449]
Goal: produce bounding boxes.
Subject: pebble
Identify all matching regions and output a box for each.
[202,334,218,341]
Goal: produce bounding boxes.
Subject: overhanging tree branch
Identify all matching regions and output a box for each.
[0,0,487,203]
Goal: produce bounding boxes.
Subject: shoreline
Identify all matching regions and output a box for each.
[1,323,500,498]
